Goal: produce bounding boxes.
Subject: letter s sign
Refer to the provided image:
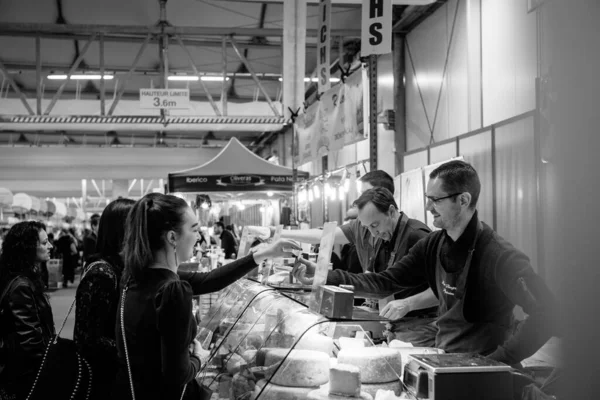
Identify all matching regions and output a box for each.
[361,0,392,56]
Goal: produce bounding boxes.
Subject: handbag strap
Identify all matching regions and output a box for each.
[120,284,187,400]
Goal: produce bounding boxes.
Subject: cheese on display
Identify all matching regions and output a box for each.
[295,333,335,355]
[361,380,402,397]
[338,337,373,349]
[329,364,361,397]
[252,379,315,400]
[307,388,373,400]
[263,349,330,387]
[337,348,402,384]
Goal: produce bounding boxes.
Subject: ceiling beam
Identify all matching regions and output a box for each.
[0,32,320,49]
[0,23,361,39]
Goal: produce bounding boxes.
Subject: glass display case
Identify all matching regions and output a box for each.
[196,279,443,400]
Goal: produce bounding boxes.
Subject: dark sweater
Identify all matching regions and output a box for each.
[113,254,259,400]
[328,212,557,365]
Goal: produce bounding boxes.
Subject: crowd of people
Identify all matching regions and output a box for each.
[0,193,299,400]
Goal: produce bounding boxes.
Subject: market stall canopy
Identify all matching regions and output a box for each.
[12,192,32,214]
[168,137,309,193]
[38,199,48,215]
[0,188,13,208]
[45,200,56,217]
[53,200,67,218]
[30,196,41,213]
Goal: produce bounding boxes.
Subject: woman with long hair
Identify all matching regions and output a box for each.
[73,198,136,400]
[113,193,300,400]
[0,221,54,399]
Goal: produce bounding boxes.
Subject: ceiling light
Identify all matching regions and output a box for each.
[278,77,340,83]
[267,191,274,197]
[168,75,199,81]
[200,76,230,82]
[47,74,114,80]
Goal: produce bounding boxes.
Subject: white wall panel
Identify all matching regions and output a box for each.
[404,150,428,171]
[458,130,493,227]
[430,140,457,164]
[494,116,538,271]
[482,0,537,126]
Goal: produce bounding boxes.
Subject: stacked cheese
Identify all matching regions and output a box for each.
[337,348,403,398]
[307,364,373,400]
[251,349,330,400]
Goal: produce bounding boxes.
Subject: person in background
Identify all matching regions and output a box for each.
[225,223,240,245]
[112,193,300,400]
[0,221,54,399]
[281,170,438,346]
[294,161,557,367]
[213,221,237,259]
[82,213,100,266]
[74,199,135,400]
[56,228,78,288]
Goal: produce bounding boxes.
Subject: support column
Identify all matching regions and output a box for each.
[368,55,378,171]
[283,0,307,226]
[393,34,406,175]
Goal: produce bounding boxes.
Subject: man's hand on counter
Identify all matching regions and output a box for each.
[292,257,316,285]
[380,299,412,320]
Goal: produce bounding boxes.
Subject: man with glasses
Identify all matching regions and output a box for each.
[294,161,556,366]
[279,170,439,346]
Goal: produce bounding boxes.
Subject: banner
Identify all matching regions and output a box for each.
[361,0,393,56]
[317,0,332,93]
[169,174,302,192]
[294,70,366,165]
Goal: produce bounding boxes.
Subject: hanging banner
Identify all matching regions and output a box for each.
[361,0,393,56]
[294,70,366,166]
[317,0,332,93]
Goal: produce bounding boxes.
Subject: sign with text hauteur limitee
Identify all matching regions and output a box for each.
[139,89,190,110]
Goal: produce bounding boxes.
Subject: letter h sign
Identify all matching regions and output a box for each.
[361,0,392,56]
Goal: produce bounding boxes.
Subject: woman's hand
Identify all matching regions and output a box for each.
[191,339,210,365]
[251,239,301,264]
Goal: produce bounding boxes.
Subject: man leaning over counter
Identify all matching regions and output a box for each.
[293,160,557,367]
[278,171,439,346]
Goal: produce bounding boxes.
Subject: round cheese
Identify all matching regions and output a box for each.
[329,363,361,397]
[263,349,330,387]
[307,388,373,400]
[337,348,402,384]
[361,380,402,397]
[252,379,314,400]
[295,333,335,355]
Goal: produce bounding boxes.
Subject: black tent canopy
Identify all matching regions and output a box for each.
[168,137,308,193]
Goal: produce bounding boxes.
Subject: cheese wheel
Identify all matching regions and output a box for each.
[295,334,335,355]
[264,349,330,387]
[329,364,361,397]
[337,348,402,384]
[252,379,314,400]
[307,388,373,400]
[338,337,373,349]
[361,380,402,397]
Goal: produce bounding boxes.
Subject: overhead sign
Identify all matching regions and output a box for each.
[361,0,393,56]
[317,0,332,93]
[168,174,305,192]
[139,89,190,110]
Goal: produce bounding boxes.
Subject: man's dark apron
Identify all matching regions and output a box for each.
[368,213,438,346]
[434,222,511,354]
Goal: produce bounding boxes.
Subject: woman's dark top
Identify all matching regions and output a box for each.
[0,276,55,397]
[112,254,259,400]
[74,259,120,400]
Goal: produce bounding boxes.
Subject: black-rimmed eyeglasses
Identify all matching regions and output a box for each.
[425,193,462,204]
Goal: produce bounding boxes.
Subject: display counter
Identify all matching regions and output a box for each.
[196,278,443,400]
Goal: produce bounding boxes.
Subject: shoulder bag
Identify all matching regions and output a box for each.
[25,260,109,400]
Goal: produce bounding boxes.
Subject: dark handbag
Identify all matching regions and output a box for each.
[25,262,107,400]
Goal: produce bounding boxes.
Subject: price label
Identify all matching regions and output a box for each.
[139,89,190,109]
